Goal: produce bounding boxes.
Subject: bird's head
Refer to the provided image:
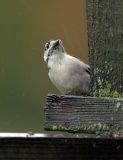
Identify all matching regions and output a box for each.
[43,39,65,63]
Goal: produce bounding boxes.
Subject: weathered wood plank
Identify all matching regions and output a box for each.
[86,0,123,97]
[0,133,123,160]
[45,94,123,135]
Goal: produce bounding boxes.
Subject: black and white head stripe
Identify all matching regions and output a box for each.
[44,40,51,51]
[44,39,66,63]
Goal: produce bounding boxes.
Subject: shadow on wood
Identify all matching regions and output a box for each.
[0,133,123,160]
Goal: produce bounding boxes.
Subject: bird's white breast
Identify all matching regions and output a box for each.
[48,54,90,94]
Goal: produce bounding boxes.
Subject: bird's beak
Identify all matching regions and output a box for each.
[54,40,60,46]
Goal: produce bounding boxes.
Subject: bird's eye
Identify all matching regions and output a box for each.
[45,44,50,50]
[46,45,49,49]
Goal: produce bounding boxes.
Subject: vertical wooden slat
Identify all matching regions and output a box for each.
[86,0,123,97]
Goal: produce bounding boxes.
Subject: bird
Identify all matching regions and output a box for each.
[43,39,90,96]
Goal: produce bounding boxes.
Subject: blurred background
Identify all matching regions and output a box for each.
[0,0,89,132]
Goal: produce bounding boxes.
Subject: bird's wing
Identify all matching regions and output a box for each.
[84,65,90,74]
[64,55,90,75]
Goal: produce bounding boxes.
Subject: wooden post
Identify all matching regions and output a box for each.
[86,0,123,97]
[45,94,123,136]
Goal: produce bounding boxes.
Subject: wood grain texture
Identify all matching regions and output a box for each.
[86,0,123,97]
[45,94,123,135]
[1,133,123,160]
